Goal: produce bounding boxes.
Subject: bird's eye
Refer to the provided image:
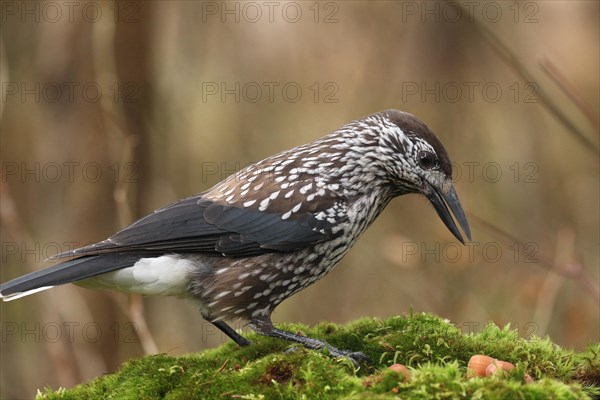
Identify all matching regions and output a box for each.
[418,151,437,169]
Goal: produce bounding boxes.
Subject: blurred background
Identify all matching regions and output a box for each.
[1,1,598,398]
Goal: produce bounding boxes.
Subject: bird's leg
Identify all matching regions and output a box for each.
[250,316,369,366]
[211,319,252,347]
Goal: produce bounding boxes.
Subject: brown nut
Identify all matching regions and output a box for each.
[497,360,515,371]
[468,355,496,377]
[485,359,516,376]
[485,362,499,376]
[388,363,411,380]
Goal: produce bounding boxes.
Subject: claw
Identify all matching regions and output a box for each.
[326,347,371,367]
[345,351,371,365]
[250,318,370,367]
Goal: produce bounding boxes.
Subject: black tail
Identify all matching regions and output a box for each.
[0,253,141,301]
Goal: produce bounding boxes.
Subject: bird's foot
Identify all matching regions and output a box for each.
[324,346,371,367]
[251,317,370,367]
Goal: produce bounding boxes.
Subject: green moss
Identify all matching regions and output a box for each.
[37,314,599,400]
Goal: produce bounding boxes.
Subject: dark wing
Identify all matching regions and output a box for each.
[49,193,345,260]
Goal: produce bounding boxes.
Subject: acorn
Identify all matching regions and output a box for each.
[388,363,411,381]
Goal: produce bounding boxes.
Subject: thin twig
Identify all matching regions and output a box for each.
[214,359,230,377]
[129,294,159,354]
[460,4,599,156]
[105,122,158,354]
[468,213,600,303]
[108,292,159,354]
[531,230,572,335]
[113,133,140,228]
[540,58,600,133]
[90,15,158,356]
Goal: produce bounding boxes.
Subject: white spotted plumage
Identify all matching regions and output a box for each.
[0,110,460,332]
[74,110,460,324]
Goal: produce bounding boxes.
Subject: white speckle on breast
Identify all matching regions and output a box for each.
[299,183,312,194]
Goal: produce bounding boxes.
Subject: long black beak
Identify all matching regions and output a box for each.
[426,183,471,244]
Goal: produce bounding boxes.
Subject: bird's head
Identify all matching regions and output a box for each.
[371,110,471,243]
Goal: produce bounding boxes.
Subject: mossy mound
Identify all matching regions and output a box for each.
[38,313,599,399]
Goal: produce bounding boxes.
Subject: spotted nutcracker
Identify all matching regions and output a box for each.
[1,109,471,364]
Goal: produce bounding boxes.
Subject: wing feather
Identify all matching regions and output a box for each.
[49,192,345,260]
